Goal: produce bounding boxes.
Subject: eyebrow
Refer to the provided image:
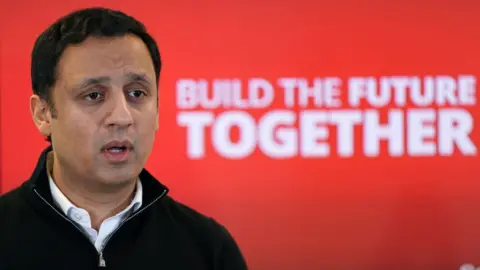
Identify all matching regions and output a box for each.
[73,72,152,89]
[125,72,152,85]
[74,76,111,89]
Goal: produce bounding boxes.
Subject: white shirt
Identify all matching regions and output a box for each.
[48,175,143,252]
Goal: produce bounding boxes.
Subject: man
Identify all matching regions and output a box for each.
[0,7,248,270]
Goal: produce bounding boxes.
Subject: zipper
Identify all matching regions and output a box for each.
[96,188,167,266]
[34,188,168,268]
[98,251,106,267]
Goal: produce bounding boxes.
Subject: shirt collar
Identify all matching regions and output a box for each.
[48,174,143,218]
[46,152,143,217]
[23,146,169,217]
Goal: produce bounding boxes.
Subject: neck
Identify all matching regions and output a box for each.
[49,152,137,230]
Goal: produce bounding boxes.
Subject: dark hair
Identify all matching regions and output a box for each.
[31,7,162,142]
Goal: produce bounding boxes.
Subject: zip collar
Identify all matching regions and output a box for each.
[21,145,170,214]
[21,145,170,268]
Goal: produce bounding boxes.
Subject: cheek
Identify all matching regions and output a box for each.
[136,113,157,140]
[56,113,97,144]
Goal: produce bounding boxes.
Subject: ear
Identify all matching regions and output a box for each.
[155,93,159,131]
[30,95,52,138]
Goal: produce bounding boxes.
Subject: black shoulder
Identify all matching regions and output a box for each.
[161,196,213,222]
[159,196,221,237]
[159,196,248,269]
[0,186,27,239]
[0,187,24,215]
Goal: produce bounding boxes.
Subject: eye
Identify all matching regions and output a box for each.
[128,90,146,99]
[84,92,103,101]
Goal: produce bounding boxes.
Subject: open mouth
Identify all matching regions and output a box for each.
[102,140,133,155]
[102,141,132,162]
[106,146,128,153]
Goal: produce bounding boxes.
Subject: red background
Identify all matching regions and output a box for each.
[1,1,480,269]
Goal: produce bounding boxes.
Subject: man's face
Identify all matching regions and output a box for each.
[43,34,158,186]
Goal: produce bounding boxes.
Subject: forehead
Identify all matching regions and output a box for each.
[56,34,156,86]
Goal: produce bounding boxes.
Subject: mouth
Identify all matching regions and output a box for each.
[105,146,128,153]
[101,140,133,161]
[102,140,133,150]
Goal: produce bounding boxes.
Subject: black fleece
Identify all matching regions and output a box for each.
[0,146,248,270]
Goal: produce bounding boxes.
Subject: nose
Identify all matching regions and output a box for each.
[105,91,133,129]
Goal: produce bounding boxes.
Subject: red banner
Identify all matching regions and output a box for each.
[1,1,480,269]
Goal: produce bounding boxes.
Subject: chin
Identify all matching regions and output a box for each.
[96,167,139,186]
